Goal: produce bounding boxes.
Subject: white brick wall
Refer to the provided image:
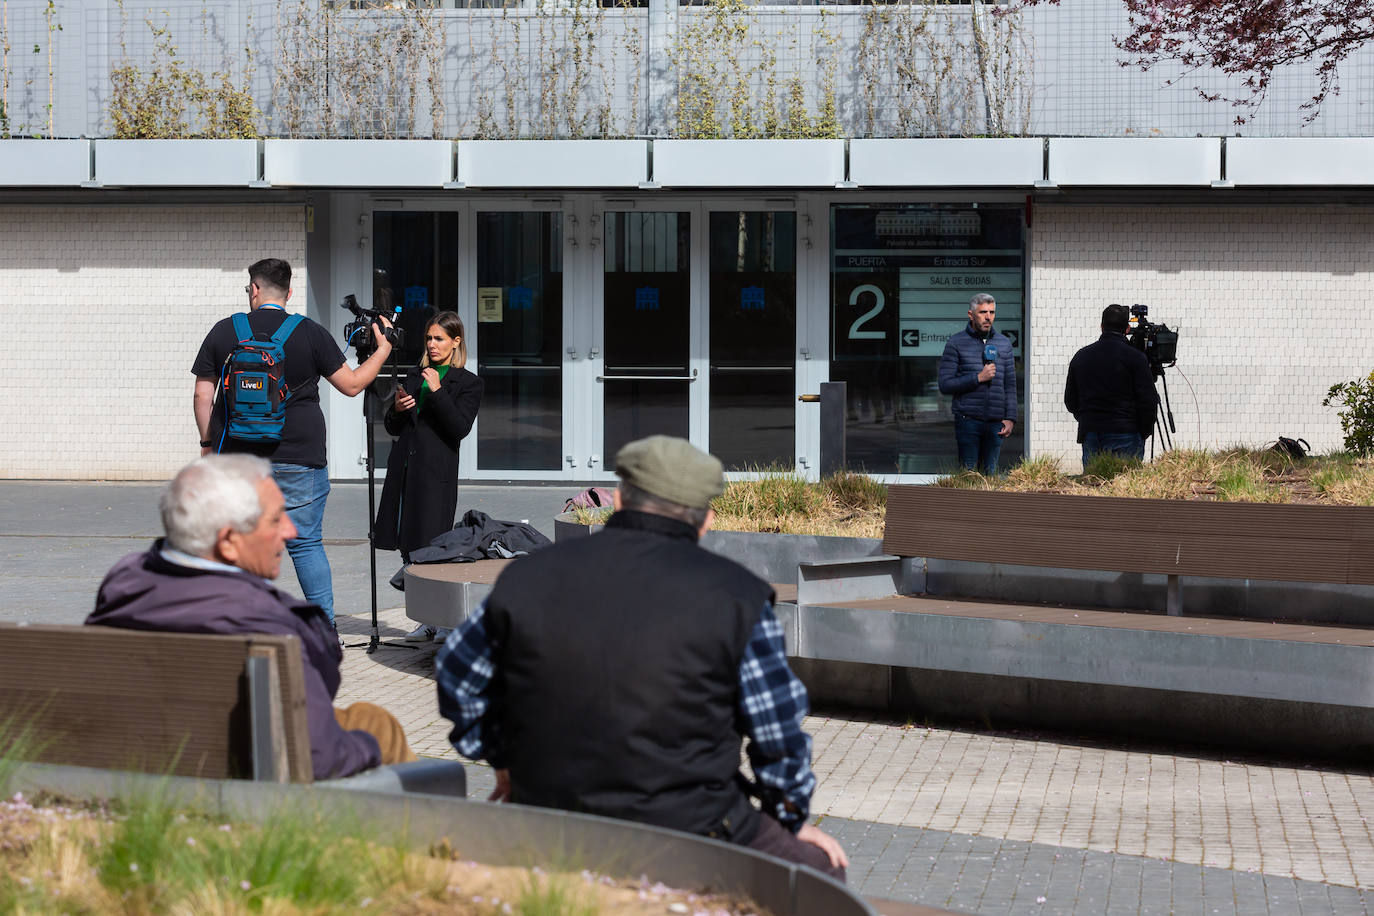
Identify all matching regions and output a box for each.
[1030,204,1374,470]
[0,205,306,480]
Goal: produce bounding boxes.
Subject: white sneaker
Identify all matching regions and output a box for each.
[404,623,437,642]
[433,627,453,644]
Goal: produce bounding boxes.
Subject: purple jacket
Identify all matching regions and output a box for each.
[87,542,381,780]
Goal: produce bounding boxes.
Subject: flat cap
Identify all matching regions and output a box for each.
[614,435,724,510]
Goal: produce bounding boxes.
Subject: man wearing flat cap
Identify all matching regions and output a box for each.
[436,435,848,879]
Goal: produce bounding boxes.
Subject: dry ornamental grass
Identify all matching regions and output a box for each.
[936,449,1374,506]
[0,792,769,915]
[569,451,1373,541]
[571,472,888,539]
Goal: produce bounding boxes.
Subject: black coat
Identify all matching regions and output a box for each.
[375,366,483,553]
[1064,332,1158,441]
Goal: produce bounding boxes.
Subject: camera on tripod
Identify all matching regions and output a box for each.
[1126,304,1179,378]
[341,293,403,360]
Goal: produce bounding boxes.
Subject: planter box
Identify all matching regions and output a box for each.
[19,764,872,916]
[553,510,604,542]
[554,512,884,585]
[1048,137,1221,186]
[653,139,845,187]
[264,139,453,187]
[95,139,258,186]
[885,486,1374,584]
[0,139,90,185]
[1227,138,1374,186]
[849,138,1043,187]
[457,139,647,188]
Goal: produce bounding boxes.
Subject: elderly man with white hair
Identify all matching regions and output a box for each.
[88,454,413,780]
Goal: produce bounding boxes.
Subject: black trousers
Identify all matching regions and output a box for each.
[745,815,847,883]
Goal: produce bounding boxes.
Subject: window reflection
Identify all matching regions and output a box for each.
[830,204,1025,475]
[476,211,564,471]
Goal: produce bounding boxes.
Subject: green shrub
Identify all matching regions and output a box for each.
[1324,372,1374,456]
[1213,463,1286,503]
[97,786,183,905]
[822,470,887,511]
[0,710,48,798]
[519,871,599,916]
[712,470,821,518]
[1006,455,1069,489]
[932,468,992,489]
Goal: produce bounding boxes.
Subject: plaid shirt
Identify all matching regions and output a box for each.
[435,599,817,831]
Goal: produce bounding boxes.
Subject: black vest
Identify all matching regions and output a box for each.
[484,510,774,841]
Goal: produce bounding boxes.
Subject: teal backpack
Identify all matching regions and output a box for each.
[216,312,304,449]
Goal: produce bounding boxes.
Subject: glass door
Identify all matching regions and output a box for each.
[473,210,564,472]
[595,204,799,474]
[599,210,695,460]
[707,210,797,471]
[369,209,461,471]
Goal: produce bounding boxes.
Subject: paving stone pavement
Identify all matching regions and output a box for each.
[339,606,1374,914]
[5,480,1374,913]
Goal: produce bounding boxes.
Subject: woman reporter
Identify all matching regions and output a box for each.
[375,311,482,641]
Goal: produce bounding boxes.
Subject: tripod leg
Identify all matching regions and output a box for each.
[355,371,419,653]
[1160,372,1178,438]
[364,388,381,654]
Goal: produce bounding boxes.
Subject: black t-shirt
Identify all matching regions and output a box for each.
[192,307,347,468]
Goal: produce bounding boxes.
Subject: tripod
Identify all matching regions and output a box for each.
[1149,367,1178,458]
[348,368,419,655]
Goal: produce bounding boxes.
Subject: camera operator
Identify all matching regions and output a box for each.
[1064,304,1159,466]
[192,258,394,631]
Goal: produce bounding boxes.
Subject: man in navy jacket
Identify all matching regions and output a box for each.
[938,293,1018,474]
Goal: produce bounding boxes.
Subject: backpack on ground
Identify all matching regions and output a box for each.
[1268,436,1310,460]
[217,312,304,448]
[564,486,616,513]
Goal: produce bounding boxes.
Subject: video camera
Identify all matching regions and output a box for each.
[341,293,403,360]
[1126,304,1179,378]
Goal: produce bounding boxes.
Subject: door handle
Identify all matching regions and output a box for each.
[710,366,792,372]
[596,369,699,382]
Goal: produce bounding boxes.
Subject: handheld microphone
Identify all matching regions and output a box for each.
[983,343,998,365]
[405,361,426,399]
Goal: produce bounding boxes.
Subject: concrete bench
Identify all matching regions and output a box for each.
[0,624,465,794]
[405,558,513,630]
[783,486,1374,755]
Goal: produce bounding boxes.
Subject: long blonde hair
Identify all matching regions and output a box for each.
[420,310,467,369]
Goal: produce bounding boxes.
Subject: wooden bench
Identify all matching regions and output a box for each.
[780,486,1374,754]
[0,624,465,795]
[883,486,1374,615]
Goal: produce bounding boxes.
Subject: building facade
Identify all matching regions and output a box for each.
[1,1,1372,482]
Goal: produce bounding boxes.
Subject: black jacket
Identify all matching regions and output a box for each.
[1064,332,1158,440]
[483,510,774,842]
[375,366,483,553]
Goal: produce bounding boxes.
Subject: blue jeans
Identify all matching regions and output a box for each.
[272,463,334,623]
[1082,431,1145,467]
[954,414,1005,475]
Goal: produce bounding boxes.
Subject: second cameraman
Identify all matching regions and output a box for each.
[1064,304,1159,466]
[374,311,483,641]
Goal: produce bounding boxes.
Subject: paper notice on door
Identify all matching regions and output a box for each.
[477,287,503,323]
